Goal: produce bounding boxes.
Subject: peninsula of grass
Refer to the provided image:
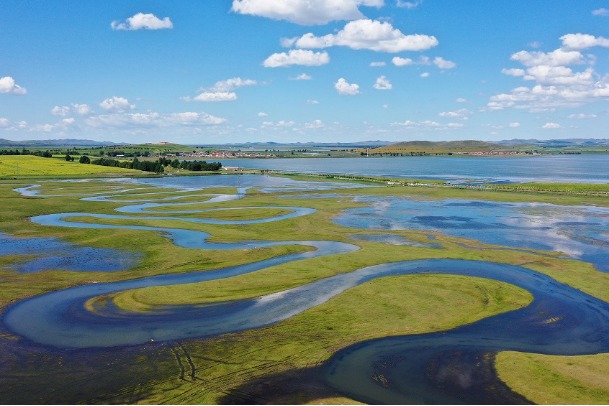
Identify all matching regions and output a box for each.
[496,352,609,404]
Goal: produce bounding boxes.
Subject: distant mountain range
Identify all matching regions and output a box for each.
[1,138,609,149]
[0,138,122,147]
[497,138,609,148]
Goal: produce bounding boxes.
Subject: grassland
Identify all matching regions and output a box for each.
[0,155,142,178]
[0,171,608,404]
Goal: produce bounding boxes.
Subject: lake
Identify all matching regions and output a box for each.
[222,155,609,184]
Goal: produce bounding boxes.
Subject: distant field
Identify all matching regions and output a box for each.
[0,155,140,177]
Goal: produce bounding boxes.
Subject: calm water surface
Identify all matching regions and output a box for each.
[223,155,609,184]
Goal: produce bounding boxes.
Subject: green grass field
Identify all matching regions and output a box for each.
[0,171,608,404]
[0,155,144,177]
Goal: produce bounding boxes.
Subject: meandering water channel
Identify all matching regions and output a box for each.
[3,174,609,403]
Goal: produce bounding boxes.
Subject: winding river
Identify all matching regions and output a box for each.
[3,174,609,403]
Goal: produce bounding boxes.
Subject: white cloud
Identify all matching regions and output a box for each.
[287,19,438,53]
[51,103,91,116]
[396,0,422,9]
[592,8,609,16]
[99,96,134,112]
[51,106,71,116]
[439,108,471,119]
[335,78,360,95]
[420,72,430,78]
[489,34,609,111]
[542,122,561,129]
[0,76,27,95]
[392,55,454,69]
[193,92,238,102]
[258,112,269,117]
[0,118,10,127]
[560,33,609,50]
[305,119,324,128]
[231,0,384,25]
[373,75,392,90]
[291,73,312,80]
[568,113,597,119]
[510,48,584,67]
[263,49,330,67]
[86,111,225,128]
[208,77,257,92]
[456,97,467,103]
[186,77,257,102]
[262,120,295,128]
[307,99,320,104]
[111,13,173,30]
[433,56,456,69]
[370,61,386,67]
[502,68,526,77]
[509,122,521,128]
[392,56,415,66]
[72,104,91,115]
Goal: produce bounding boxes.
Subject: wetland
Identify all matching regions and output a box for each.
[1,167,609,404]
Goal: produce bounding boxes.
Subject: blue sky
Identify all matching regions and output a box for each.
[1,0,609,144]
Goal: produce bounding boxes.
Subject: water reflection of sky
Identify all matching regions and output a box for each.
[335,197,609,272]
[0,233,141,273]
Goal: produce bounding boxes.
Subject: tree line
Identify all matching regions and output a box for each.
[80,156,222,173]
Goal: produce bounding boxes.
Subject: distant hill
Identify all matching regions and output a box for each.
[0,138,122,148]
[368,140,502,154]
[498,138,609,148]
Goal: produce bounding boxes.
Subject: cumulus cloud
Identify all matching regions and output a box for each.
[291,73,312,80]
[186,77,257,102]
[285,19,438,53]
[231,0,384,25]
[51,104,91,116]
[193,92,238,102]
[390,119,463,130]
[263,49,330,67]
[439,108,471,119]
[0,76,27,95]
[433,56,456,69]
[86,111,225,128]
[510,48,584,67]
[111,13,173,30]
[51,106,70,116]
[568,113,597,119]
[370,61,386,67]
[99,96,134,112]
[261,120,296,128]
[560,33,609,50]
[509,122,521,128]
[542,122,561,129]
[489,33,609,111]
[592,8,609,16]
[335,78,360,95]
[208,77,257,92]
[392,55,456,69]
[305,119,324,128]
[392,56,415,66]
[373,75,392,90]
[73,104,91,115]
